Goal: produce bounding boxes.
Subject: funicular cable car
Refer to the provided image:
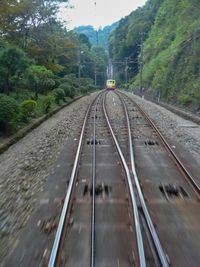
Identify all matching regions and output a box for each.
[106,79,116,90]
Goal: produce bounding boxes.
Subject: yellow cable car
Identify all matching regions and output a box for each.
[106,79,116,90]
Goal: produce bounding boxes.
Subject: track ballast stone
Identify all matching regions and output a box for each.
[0,93,97,260]
[125,92,200,165]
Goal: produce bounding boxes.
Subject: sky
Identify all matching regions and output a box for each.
[59,0,147,29]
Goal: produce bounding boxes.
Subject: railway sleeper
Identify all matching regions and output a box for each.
[87,139,101,145]
[82,183,111,197]
[145,139,159,146]
[159,184,189,200]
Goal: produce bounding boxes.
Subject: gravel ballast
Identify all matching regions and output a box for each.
[0,93,97,260]
[125,92,200,165]
[106,92,125,137]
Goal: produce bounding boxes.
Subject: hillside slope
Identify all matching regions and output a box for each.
[109,0,200,109]
[109,0,163,82]
[75,23,118,49]
[135,0,200,108]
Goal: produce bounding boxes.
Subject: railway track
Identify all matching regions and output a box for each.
[110,91,200,267]
[48,90,200,267]
[113,92,170,266]
[118,91,200,197]
[48,93,98,267]
[104,92,169,267]
[48,92,142,266]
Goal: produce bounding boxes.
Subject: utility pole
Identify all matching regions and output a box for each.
[111,59,114,79]
[125,57,128,84]
[107,58,112,79]
[94,68,97,86]
[77,47,81,88]
[94,55,97,87]
[139,32,144,93]
[77,48,84,88]
[94,1,98,87]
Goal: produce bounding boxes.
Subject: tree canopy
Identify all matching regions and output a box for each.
[109,0,200,108]
[0,0,108,135]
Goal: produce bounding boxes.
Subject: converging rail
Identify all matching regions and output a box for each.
[116,92,169,267]
[114,90,200,266]
[119,91,200,198]
[103,93,146,267]
[48,91,146,267]
[48,90,199,267]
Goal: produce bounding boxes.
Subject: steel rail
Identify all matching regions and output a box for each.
[118,92,169,267]
[91,95,100,267]
[103,93,146,267]
[48,94,101,267]
[121,92,200,198]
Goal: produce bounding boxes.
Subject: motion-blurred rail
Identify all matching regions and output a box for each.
[48,89,199,267]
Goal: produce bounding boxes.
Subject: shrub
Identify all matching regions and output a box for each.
[178,94,192,106]
[79,84,95,95]
[59,83,75,98]
[52,88,65,104]
[20,99,37,123]
[42,94,55,113]
[78,86,88,94]
[194,92,200,109]
[0,94,19,134]
[79,78,96,94]
[26,65,55,98]
[20,99,37,117]
[60,74,79,88]
[11,90,35,102]
[87,84,96,92]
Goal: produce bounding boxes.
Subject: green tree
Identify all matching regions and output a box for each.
[0,47,30,94]
[78,33,91,49]
[132,0,200,108]
[108,0,163,83]
[26,65,55,98]
[0,94,19,134]
[26,20,78,74]
[53,88,65,104]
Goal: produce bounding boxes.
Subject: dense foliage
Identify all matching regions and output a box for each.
[109,0,162,83]
[75,23,118,49]
[135,0,200,109]
[20,99,37,122]
[109,0,200,109]
[0,94,19,133]
[0,0,108,135]
[0,48,31,94]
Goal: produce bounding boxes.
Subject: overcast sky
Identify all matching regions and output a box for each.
[59,0,147,29]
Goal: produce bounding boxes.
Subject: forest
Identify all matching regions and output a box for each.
[74,23,118,49]
[0,0,108,136]
[109,0,200,110]
[0,0,199,137]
